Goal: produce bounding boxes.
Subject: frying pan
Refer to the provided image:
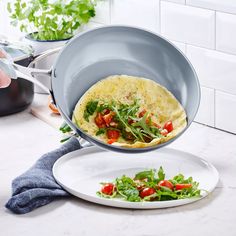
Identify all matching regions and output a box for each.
[11,26,200,153]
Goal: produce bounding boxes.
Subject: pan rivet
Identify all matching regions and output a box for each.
[53,69,57,78]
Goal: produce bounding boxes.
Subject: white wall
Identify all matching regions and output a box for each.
[0,0,22,39]
[1,0,236,134]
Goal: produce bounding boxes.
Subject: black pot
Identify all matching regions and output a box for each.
[0,49,34,116]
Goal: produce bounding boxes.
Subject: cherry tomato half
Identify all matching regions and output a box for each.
[107,129,120,139]
[95,113,105,128]
[139,109,147,118]
[135,180,145,191]
[107,138,117,144]
[139,187,156,198]
[163,121,173,133]
[175,183,192,190]
[158,180,174,190]
[103,112,115,126]
[101,183,115,195]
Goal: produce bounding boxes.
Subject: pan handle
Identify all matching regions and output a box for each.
[29,46,62,67]
[12,46,62,93]
[13,63,51,93]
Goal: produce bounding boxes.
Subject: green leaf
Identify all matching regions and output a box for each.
[83,100,98,122]
[59,122,72,133]
[22,2,26,8]
[123,189,140,202]
[7,2,12,13]
[134,170,155,180]
[157,166,165,181]
[132,113,162,140]
[87,100,98,114]
[20,24,26,32]
[96,128,106,136]
[115,175,141,202]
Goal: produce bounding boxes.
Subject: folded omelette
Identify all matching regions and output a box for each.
[72,75,187,148]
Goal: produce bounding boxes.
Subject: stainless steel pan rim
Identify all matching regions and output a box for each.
[12,25,201,153]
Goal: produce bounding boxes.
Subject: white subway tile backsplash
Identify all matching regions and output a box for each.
[187,45,236,95]
[216,12,236,55]
[194,86,215,126]
[161,2,215,49]
[0,0,236,133]
[215,91,236,133]
[111,0,160,32]
[83,22,105,31]
[93,0,110,24]
[187,0,236,15]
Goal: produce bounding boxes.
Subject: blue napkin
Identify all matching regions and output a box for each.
[5,137,81,214]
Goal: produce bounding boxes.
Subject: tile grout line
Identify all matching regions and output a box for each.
[109,0,112,24]
[159,0,162,33]
[184,46,236,97]
[214,88,216,128]
[163,37,236,58]
[214,10,216,50]
[187,3,236,17]
[165,0,236,16]
[193,121,236,136]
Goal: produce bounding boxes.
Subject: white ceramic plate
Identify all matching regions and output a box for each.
[53,147,219,209]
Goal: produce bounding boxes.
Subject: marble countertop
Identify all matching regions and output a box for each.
[0,94,236,236]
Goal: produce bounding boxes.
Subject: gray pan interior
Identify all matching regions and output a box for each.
[51,26,200,153]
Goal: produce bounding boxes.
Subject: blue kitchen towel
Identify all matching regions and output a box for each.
[5,137,81,214]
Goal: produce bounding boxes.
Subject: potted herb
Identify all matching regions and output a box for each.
[7,0,98,92]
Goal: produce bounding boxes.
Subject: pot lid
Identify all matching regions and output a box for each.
[0,37,34,62]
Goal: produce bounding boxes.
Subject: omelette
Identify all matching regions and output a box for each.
[72,75,187,148]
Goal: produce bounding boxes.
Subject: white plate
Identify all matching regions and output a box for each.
[53,147,219,209]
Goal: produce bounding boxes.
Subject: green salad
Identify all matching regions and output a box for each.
[97,167,202,202]
[83,99,173,143]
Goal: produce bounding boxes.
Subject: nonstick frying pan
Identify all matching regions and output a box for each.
[11,26,201,153]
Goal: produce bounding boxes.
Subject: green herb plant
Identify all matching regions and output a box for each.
[7,0,98,41]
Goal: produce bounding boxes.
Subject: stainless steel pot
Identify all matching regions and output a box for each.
[10,26,201,153]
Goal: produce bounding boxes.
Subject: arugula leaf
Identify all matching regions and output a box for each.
[83,100,98,122]
[59,122,72,133]
[157,166,165,181]
[112,105,139,140]
[96,128,106,136]
[115,175,141,202]
[97,102,113,113]
[122,189,140,202]
[132,113,162,140]
[87,100,99,114]
[134,169,155,181]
